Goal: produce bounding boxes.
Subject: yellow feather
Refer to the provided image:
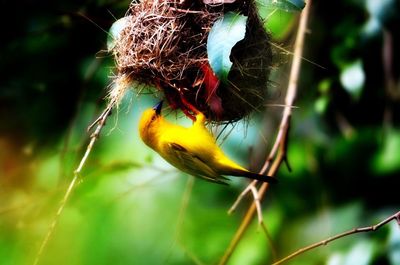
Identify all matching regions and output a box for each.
[138,102,276,184]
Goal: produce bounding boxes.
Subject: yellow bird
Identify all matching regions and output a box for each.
[138,101,277,184]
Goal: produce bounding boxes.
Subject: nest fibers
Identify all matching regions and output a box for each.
[110,0,272,122]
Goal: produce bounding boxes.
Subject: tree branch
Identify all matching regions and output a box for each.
[33,101,115,265]
[219,136,287,265]
[272,211,400,265]
[218,0,312,263]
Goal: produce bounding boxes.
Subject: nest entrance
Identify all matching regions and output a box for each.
[112,0,272,122]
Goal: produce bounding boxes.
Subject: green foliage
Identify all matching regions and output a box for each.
[259,0,305,12]
[339,59,365,100]
[257,0,298,40]
[373,130,400,174]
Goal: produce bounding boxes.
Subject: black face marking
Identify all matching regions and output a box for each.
[153,101,163,115]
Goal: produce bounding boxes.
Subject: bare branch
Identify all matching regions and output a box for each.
[228,180,257,215]
[219,0,312,263]
[260,221,278,261]
[33,101,116,265]
[272,211,400,265]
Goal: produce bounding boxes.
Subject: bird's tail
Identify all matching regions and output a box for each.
[231,170,278,183]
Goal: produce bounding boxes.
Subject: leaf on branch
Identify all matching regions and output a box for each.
[207,12,248,83]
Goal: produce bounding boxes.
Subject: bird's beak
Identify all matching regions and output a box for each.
[153,100,163,115]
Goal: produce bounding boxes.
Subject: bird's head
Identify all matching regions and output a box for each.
[138,101,163,147]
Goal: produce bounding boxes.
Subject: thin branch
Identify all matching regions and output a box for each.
[228,180,257,215]
[272,211,400,265]
[261,0,310,174]
[219,0,312,263]
[219,134,287,265]
[177,240,206,265]
[260,221,278,261]
[32,103,115,265]
[249,183,263,223]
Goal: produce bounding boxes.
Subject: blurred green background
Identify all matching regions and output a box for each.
[1,0,399,264]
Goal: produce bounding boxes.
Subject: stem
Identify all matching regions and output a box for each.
[272,211,400,265]
[219,138,287,265]
[261,221,278,261]
[261,0,310,174]
[218,1,312,263]
[32,103,114,265]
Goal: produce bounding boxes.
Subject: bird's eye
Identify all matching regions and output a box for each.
[151,115,156,122]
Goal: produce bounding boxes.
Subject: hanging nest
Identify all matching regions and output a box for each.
[111,0,272,122]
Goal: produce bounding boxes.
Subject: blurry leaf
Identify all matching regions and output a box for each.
[330,19,361,69]
[327,241,375,265]
[207,12,248,83]
[315,96,329,114]
[362,0,397,38]
[315,79,331,114]
[258,0,305,12]
[256,0,303,39]
[229,222,269,265]
[281,142,309,177]
[362,17,382,37]
[345,241,376,265]
[388,222,400,265]
[365,0,396,24]
[372,130,400,174]
[36,154,60,190]
[340,60,365,100]
[107,16,131,51]
[318,78,332,94]
[348,241,376,265]
[261,7,296,40]
[282,203,364,265]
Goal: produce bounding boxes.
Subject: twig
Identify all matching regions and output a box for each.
[219,138,287,265]
[272,211,400,265]
[228,0,311,214]
[228,180,256,215]
[249,183,263,223]
[260,221,278,261]
[177,240,206,265]
[32,102,115,265]
[219,0,311,263]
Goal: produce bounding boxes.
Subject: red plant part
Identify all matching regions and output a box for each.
[199,62,223,119]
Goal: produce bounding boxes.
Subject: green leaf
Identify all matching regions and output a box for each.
[372,130,400,174]
[107,16,131,51]
[258,0,306,12]
[314,96,329,114]
[340,60,365,100]
[207,12,248,83]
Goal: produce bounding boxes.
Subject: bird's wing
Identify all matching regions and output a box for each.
[167,142,228,185]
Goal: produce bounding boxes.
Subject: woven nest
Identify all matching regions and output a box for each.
[112,0,272,122]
